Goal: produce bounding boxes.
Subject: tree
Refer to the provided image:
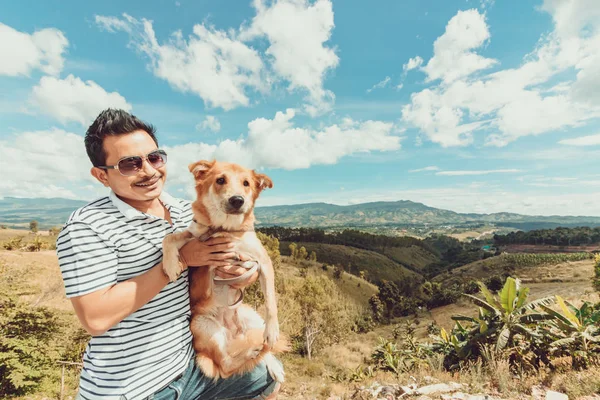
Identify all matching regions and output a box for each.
[369,295,385,323]
[309,251,317,262]
[29,221,38,233]
[297,246,308,261]
[288,243,298,259]
[292,275,354,359]
[377,280,401,321]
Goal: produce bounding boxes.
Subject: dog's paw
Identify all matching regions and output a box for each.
[163,263,180,282]
[162,255,182,282]
[264,353,285,383]
[263,320,280,349]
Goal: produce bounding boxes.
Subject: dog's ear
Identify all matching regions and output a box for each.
[188,160,215,180]
[253,172,273,192]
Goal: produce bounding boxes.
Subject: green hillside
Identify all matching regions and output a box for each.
[280,241,423,285]
[381,245,439,271]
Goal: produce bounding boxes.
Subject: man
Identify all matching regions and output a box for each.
[56,109,280,400]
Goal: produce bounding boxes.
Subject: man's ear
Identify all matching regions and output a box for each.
[188,160,215,181]
[90,167,110,187]
[253,172,273,192]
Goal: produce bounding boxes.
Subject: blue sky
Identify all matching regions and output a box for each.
[1,0,600,215]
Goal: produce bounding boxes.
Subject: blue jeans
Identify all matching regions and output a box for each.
[147,357,280,400]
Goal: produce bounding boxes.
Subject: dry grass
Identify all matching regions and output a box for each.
[1,249,71,311]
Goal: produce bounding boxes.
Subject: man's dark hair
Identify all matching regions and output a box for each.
[85,109,158,167]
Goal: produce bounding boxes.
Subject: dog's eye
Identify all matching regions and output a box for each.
[243,180,250,187]
[216,177,226,185]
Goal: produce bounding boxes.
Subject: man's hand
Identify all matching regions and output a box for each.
[214,253,259,289]
[179,237,236,268]
[179,238,259,289]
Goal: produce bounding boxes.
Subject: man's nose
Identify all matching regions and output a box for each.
[141,158,158,175]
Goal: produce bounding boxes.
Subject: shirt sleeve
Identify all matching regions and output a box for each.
[56,222,119,298]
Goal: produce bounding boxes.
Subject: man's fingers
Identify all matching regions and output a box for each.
[208,243,235,253]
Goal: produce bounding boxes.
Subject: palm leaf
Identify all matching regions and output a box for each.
[451,315,479,323]
[496,327,510,350]
[463,294,498,315]
[440,327,449,342]
[556,296,580,327]
[480,320,488,334]
[519,313,555,323]
[541,305,578,332]
[513,323,540,338]
[515,287,530,309]
[478,282,503,311]
[500,277,518,314]
[522,296,555,311]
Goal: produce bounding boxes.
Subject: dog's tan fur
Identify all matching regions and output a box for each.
[162,160,287,383]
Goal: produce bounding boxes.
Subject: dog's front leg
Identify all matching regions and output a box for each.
[162,230,194,282]
[259,256,279,349]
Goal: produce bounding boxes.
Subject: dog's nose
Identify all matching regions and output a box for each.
[228,196,245,209]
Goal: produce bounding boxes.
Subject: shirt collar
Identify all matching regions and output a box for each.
[109,190,181,220]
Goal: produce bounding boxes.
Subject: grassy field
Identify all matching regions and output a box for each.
[381,244,439,271]
[280,241,423,284]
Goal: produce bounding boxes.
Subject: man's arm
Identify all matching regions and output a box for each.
[69,237,240,336]
[70,262,169,336]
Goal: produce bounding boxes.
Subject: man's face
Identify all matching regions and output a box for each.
[93,130,167,202]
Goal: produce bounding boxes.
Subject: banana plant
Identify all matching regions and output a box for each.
[541,296,600,359]
[460,277,555,351]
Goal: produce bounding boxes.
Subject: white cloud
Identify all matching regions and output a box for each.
[0,22,68,77]
[559,133,600,146]
[422,9,497,84]
[164,109,402,188]
[403,3,600,147]
[403,56,423,72]
[409,166,439,173]
[436,169,520,176]
[196,115,221,133]
[241,0,339,116]
[0,128,94,198]
[96,2,340,115]
[396,83,404,91]
[95,14,265,111]
[94,15,134,34]
[30,74,132,126]
[367,76,391,93]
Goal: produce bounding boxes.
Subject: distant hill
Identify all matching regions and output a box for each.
[254,200,600,227]
[0,197,88,228]
[3,196,600,229]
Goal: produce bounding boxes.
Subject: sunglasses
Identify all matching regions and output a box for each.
[98,149,168,176]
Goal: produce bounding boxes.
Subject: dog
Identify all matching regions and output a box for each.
[162,160,287,383]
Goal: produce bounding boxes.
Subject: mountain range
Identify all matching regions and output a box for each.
[2,196,600,230]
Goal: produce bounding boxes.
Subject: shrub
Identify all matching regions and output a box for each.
[2,237,23,251]
[0,295,63,396]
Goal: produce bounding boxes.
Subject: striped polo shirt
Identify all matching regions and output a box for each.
[57,191,195,400]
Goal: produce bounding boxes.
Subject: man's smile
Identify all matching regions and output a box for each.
[134,175,162,187]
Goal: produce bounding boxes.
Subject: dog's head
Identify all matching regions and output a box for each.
[188,160,273,228]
